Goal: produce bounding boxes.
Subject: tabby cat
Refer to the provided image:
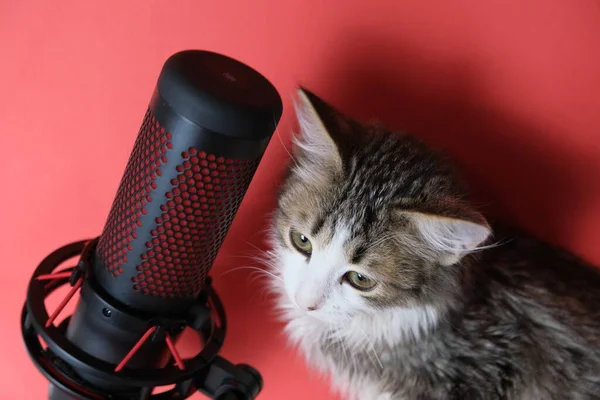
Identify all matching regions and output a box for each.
[267,88,600,399]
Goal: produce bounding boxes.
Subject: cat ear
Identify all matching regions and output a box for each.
[292,87,343,170]
[401,210,492,266]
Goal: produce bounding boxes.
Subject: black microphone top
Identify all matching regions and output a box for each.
[157,50,282,139]
[92,50,283,315]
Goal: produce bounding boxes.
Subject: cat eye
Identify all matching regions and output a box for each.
[343,271,377,291]
[290,230,312,256]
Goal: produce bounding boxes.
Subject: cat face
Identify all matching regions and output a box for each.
[270,88,491,324]
[276,224,375,322]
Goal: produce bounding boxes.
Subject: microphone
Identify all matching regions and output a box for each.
[21,50,283,400]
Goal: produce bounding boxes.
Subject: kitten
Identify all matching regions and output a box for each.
[267,88,600,399]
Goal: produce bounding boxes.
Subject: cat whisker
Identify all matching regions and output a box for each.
[226,248,281,267]
[474,237,513,251]
[343,319,383,371]
[361,331,383,371]
[334,322,351,369]
[254,284,277,302]
[226,255,279,269]
[224,250,271,261]
[251,257,282,271]
[219,265,284,283]
[225,254,261,260]
[243,240,267,254]
[274,121,298,167]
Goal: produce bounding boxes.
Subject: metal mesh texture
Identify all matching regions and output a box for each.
[97,111,172,277]
[133,148,258,297]
[97,110,259,298]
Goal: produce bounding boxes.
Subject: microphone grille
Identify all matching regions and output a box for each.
[97,111,170,279]
[97,110,260,299]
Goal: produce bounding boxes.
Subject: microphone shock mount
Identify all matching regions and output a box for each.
[21,238,262,400]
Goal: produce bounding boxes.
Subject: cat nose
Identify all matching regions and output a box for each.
[305,301,323,311]
[295,296,321,311]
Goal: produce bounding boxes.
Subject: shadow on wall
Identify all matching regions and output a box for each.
[307,32,600,253]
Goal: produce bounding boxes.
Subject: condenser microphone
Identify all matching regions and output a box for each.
[21,50,283,400]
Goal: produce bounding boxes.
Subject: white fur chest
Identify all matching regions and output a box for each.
[283,315,390,400]
[281,306,438,400]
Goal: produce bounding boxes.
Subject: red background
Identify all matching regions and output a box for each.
[1,1,600,399]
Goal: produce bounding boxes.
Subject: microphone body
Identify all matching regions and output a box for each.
[21,50,282,400]
[93,50,280,314]
[94,52,281,313]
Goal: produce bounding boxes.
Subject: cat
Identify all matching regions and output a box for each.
[266,88,600,399]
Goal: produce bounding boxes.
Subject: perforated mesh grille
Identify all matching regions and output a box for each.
[97,111,172,277]
[132,149,259,297]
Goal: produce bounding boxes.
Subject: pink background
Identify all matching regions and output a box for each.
[2,1,600,399]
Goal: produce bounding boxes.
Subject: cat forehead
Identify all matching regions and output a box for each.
[287,165,444,237]
[293,132,458,209]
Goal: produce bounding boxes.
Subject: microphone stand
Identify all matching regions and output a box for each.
[21,238,263,400]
